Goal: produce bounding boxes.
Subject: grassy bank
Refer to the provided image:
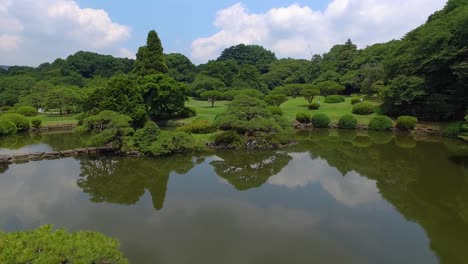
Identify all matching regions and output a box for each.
[27,113,78,126]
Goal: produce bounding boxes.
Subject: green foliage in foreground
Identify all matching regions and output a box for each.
[338,114,358,129]
[133,121,161,152]
[0,225,128,264]
[0,113,30,131]
[368,115,394,131]
[0,120,17,136]
[75,110,134,147]
[396,116,418,131]
[311,113,331,128]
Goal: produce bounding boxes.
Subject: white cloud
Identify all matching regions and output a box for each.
[119,48,136,59]
[0,0,131,65]
[190,0,446,63]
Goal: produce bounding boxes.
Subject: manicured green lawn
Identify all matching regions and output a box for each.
[179,98,229,123]
[27,113,78,126]
[281,96,379,124]
[179,96,380,125]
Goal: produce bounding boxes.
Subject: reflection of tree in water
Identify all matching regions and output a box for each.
[211,151,292,191]
[299,134,468,263]
[77,154,202,210]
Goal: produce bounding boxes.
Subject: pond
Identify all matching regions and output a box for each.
[0,131,467,264]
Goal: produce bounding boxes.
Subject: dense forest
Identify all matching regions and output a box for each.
[0,0,466,122]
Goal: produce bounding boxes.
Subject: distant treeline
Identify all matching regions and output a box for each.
[0,0,466,121]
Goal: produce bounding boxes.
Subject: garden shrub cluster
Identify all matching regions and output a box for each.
[0,113,30,132]
[443,117,467,141]
[16,106,38,116]
[352,101,374,115]
[176,118,217,134]
[308,101,321,110]
[31,118,42,129]
[214,131,241,146]
[338,114,358,129]
[368,115,393,131]
[311,113,331,128]
[268,106,283,116]
[148,131,205,156]
[179,107,197,118]
[0,120,17,136]
[133,121,161,152]
[296,111,311,124]
[324,95,345,104]
[396,116,418,131]
[0,225,128,264]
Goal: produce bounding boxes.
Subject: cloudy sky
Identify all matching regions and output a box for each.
[0,0,446,66]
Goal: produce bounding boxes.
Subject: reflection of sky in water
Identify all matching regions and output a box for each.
[0,143,53,154]
[268,152,381,207]
[0,153,437,264]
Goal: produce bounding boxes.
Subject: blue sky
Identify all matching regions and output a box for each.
[0,0,446,66]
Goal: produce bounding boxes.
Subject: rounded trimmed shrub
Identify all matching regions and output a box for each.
[296,112,311,124]
[443,122,464,138]
[180,107,197,118]
[16,106,38,116]
[396,116,418,131]
[214,131,240,146]
[368,115,393,131]
[338,114,358,129]
[308,101,320,110]
[268,106,283,116]
[0,120,17,135]
[0,106,13,112]
[350,97,362,105]
[31,118,42,129]
[324,95,345,104]
[311,113,331,128]
[352,101,374,115]
[0,113,30,131]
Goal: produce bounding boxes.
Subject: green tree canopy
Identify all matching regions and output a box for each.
[218,44,277,73]
[133,30,169,76]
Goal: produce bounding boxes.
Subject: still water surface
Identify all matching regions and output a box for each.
[0,131,467,264]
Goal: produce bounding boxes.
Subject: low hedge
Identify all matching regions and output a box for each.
[324,95,345,104]
[176,119,216,134]
[338,114,358,129]
[368,115,393,131]
[296,112,311,124]
[352,101,374,115]
[31,118,42,129]
[311,113,331,128]
[396,116,418,131]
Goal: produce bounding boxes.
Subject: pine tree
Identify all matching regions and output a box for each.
[133,30,169,76]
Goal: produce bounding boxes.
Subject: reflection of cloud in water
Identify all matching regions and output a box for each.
[0,158,81,226]
[268,152,381,207]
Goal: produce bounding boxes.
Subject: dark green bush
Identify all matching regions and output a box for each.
[308,101,321,110]
[0,113,30,131]
[352,101,374,115]
[16,106,37,116]
[311,113,331,128]
[179,107,197,118]
[396,116,418,131]
[368,115,393,131]
[0,225,128,264]
[0,120,17,136]
[443,122,464,138]
[338,114,358,129]
[324,95,345,104]
[149,131,204,156]
[214,131,241,145]
[31,118,42,129]
[351,97,362,105]
[133,121,161,152]
[176,119,217,134]
[268,106,283,116]
[296,112,311,124]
